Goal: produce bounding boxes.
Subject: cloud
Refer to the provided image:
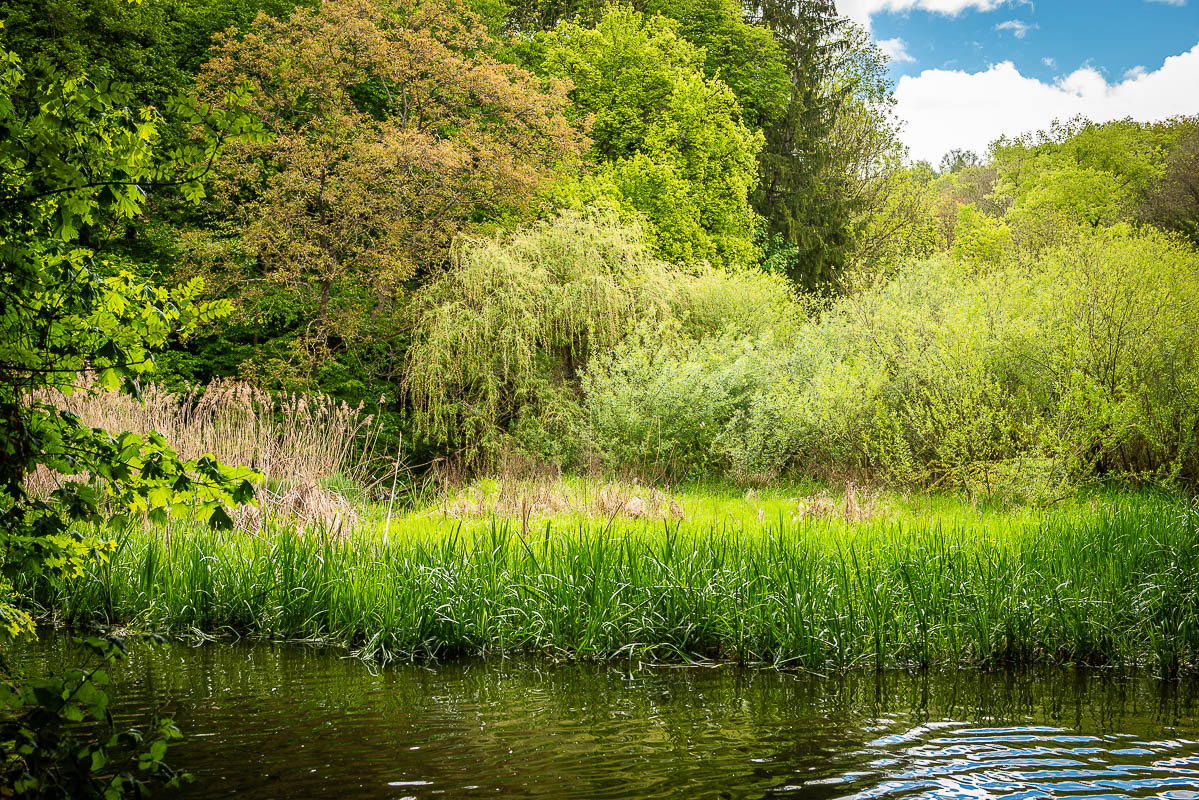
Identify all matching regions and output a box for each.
[1146,0,1186,5]
[876,37,917,63]
[835,0,1025,32]
[995,19,1037,38]
[1042,57,1056,69]
[892,42,1199,163]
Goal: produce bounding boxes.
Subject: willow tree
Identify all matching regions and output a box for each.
[198,0,583,381]
[405,210,676,465]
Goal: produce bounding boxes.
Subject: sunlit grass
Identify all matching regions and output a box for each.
[25,487,1199,675]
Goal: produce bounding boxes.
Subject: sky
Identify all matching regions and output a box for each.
[832,0,1199,164]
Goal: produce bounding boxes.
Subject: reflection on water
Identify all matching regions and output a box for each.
[14,633,1199,799]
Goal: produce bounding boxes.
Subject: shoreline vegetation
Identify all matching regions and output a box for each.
[23,473,1199,676]
[22,376,1199,676]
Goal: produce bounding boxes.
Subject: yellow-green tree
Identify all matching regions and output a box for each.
[544,4,762,270]
[199,0,583,379]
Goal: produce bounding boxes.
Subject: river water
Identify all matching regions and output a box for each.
[16,633,1199,799]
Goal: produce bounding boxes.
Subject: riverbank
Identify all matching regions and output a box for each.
[23,485,1199,674]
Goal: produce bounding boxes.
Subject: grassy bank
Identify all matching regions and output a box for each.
[23,488,1199,674]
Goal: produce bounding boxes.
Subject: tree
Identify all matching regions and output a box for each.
[405,209,675,465]
[641,0,790,129]
[991,118,1171,231]
[939,148,982,174]
[0,0,305,109]
[1143,118,1199,244]
[0,41,259,797]
[198,0,582,382]
[544,4,762,269]
[747,0,862,290]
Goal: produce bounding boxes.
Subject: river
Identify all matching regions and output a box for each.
[15,633,1199,799]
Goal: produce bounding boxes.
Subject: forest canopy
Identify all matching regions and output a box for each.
[0,0,1196,495]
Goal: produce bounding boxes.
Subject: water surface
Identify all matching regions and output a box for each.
[17,633,1199,799]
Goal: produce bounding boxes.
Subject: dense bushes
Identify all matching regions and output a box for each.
[414,217,1199,494]
[706,227,1197,493]
[404,210,798,467]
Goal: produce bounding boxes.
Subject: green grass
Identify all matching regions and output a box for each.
[363,475,1116,540]
[24,488,1199,675]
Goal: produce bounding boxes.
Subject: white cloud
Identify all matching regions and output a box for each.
[995,19,1037,38]
[1042,57,1056,69]
[877,37,917,63]
[893,42,1199,163]
[1146,0,1186,6]
[835,0,1024,33]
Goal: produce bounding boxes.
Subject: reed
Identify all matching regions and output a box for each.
[25,493,1199,675]
[28,378,385,530]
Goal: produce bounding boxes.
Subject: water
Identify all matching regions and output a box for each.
[15,633,1199,799]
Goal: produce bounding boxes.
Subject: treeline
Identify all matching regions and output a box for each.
[4,0,1198,494]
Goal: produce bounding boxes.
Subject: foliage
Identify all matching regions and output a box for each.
[198,0,582,380]
[25,495,1199,673]
[748,0,846,289]
[0,37,257,797]
[950,204,1012,267]
[1142,118,1199,244]
[991,117,1172,231]
[544,4,762,269]
[405,210,675,465]
[0,0,305,109]
[750,3,906,291]
[1,636,187,798]
[641,0,790,128]
[578,225,1199,493]
[582,331,773,478]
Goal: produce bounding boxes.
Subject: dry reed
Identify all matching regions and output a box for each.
[31,378,381,534]
[444,477,686,523]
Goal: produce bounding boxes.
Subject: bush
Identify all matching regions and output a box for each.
[582,328,773,479]
[579,226,1199,493]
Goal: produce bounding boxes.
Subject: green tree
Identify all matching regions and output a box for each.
[748,0,888,291]
[641,0,790,128]
[1142,118,1199,243]
[0,41,259,797]
[991,117,1171,232]
[545,4,762,269]
[405,209,676,465]
[0,0,306,108]
[196,0,582,386]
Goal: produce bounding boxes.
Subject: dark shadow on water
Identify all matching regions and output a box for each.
[14,632,1199,799]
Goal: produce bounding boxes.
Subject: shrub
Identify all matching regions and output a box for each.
[579,227,1199,493]
[582,328,773,479]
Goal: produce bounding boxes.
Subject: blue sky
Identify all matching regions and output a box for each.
[873,1,1199,84]
[834,0,1199,163]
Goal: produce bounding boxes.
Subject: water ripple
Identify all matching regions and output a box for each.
[838,724,1199,800]
[13,634,1199,799]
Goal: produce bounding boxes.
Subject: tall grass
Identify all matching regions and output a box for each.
[40,378,381,486]
[26,495,1199,675]
[27,378,386,529]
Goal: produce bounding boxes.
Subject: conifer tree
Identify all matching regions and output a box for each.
[749,0,854,291]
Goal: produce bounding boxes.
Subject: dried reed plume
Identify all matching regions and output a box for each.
[445,477,685,524]
[32,378,382,534]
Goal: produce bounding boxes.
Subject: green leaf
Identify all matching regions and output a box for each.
[208,505,235,531]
